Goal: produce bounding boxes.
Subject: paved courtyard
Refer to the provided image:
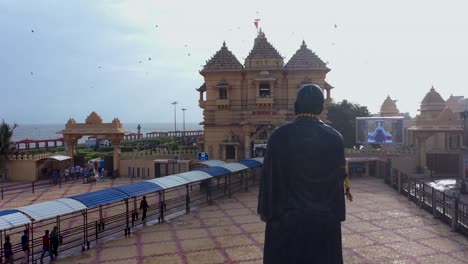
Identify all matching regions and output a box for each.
[0,178,142,209]
[45,176,468,264]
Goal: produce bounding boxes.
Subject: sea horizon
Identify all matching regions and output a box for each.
[12,122,204,142]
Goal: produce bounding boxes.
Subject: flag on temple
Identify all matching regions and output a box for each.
[254,19,260,29]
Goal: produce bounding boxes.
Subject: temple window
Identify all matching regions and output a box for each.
[259,82,270,98]
[219,87,228,99]
[225,145,236,159]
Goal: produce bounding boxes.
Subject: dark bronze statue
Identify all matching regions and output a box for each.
[258,84,348,264]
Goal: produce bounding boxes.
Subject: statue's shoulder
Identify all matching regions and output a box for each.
[322,123,344,143]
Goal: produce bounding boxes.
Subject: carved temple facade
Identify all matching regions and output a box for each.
[197,30,334,160]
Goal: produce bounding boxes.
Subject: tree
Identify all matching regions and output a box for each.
[0,120,17,168]
[327,100,371,148]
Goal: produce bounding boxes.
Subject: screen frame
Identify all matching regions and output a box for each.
[355,116,405,145]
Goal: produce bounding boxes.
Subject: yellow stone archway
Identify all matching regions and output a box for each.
[57,112,127,177]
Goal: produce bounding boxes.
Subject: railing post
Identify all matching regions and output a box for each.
[186,184,190,214]
[443,192,446,216]
[95,221,98,242]
[397,172,402,194]
[32,181,35,194]
[1,185,3,200]
[451,194,459,232]
[432,188,438,218]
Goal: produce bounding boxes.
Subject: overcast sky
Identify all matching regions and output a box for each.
[1,0,467,125]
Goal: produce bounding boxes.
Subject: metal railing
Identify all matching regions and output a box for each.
[386,167,468,236]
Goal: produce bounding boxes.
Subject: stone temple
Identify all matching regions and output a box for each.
[197,30,334,161]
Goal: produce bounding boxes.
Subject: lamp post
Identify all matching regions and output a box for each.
[181,108,187,144]
[171,101,178,136]
[181,108,186,135]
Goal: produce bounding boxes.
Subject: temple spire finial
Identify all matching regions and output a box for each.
[301,40,307,48]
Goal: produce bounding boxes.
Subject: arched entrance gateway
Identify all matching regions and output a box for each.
[57,112,127,177]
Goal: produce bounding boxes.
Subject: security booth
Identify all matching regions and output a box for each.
[154,159,191,178]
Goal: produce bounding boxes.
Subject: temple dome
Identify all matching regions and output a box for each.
[284,41,329,71]
[244,30,284,69]
[201,42,243,73]
[419,86,446,112]
[380,95,399,116]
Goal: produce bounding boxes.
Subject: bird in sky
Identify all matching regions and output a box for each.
[139,61,142,63]
[155,25,158,28]
[31,29,34,33]
[148,57,152,61]
[334,24,338,29]
[98,66,102,69]
[30,72,34,75]
[188,53,190,56]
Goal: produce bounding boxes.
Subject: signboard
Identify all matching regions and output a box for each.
[198,152,209,161]
[356,117,404,144]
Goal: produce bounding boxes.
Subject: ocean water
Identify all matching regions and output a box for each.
[12,123,203,143]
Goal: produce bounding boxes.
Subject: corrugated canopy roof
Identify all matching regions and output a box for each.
[217,163,248,172]
[198,167,231,177]
[70,188,129,207]
[239,159,263,168]
[114,182,162,197]
[0,210,31,230]
[176,171,212,182]
[146,175,189,189]
[252,157,264,163]
[200,160,227,167]
[16,198,87,221]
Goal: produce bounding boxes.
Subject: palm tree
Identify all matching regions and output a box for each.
[0,120,18,169]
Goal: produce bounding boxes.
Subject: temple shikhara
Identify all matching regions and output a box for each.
[197,30,334,160]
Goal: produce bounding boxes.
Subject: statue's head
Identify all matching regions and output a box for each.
[295,84,324,115]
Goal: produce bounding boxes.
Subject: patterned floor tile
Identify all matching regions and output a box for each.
[186,249,226,264]
[49,177,468,264]
[225,245,262,262]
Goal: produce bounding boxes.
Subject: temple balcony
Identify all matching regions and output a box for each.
[256,96,274,105]
[198,99,206,109]
[216,99,230,109]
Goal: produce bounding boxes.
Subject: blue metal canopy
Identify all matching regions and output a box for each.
[0,210,18,217]
[239,159,263,168]
[198,166,231,177]
[69,188,129,207]
[114,181,162,197]
[0,210,31,230]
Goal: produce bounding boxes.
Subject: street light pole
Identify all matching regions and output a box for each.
[171,101,178,135]
[181,108,186,134]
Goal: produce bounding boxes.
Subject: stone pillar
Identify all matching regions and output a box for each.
[244,134,251,159]
[110,135,123,177]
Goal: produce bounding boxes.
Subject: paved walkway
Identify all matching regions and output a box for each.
[51,177,468,264]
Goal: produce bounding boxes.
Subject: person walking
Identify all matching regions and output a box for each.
[3,235,13,264]
[50,226,60,258]
[258,84,350,264]
[40,230,54,263]
[140,196,149,222]
[21,229,30,264]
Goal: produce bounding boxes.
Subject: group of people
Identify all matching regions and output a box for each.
[47,164,108,185]
[2,227,60,264]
